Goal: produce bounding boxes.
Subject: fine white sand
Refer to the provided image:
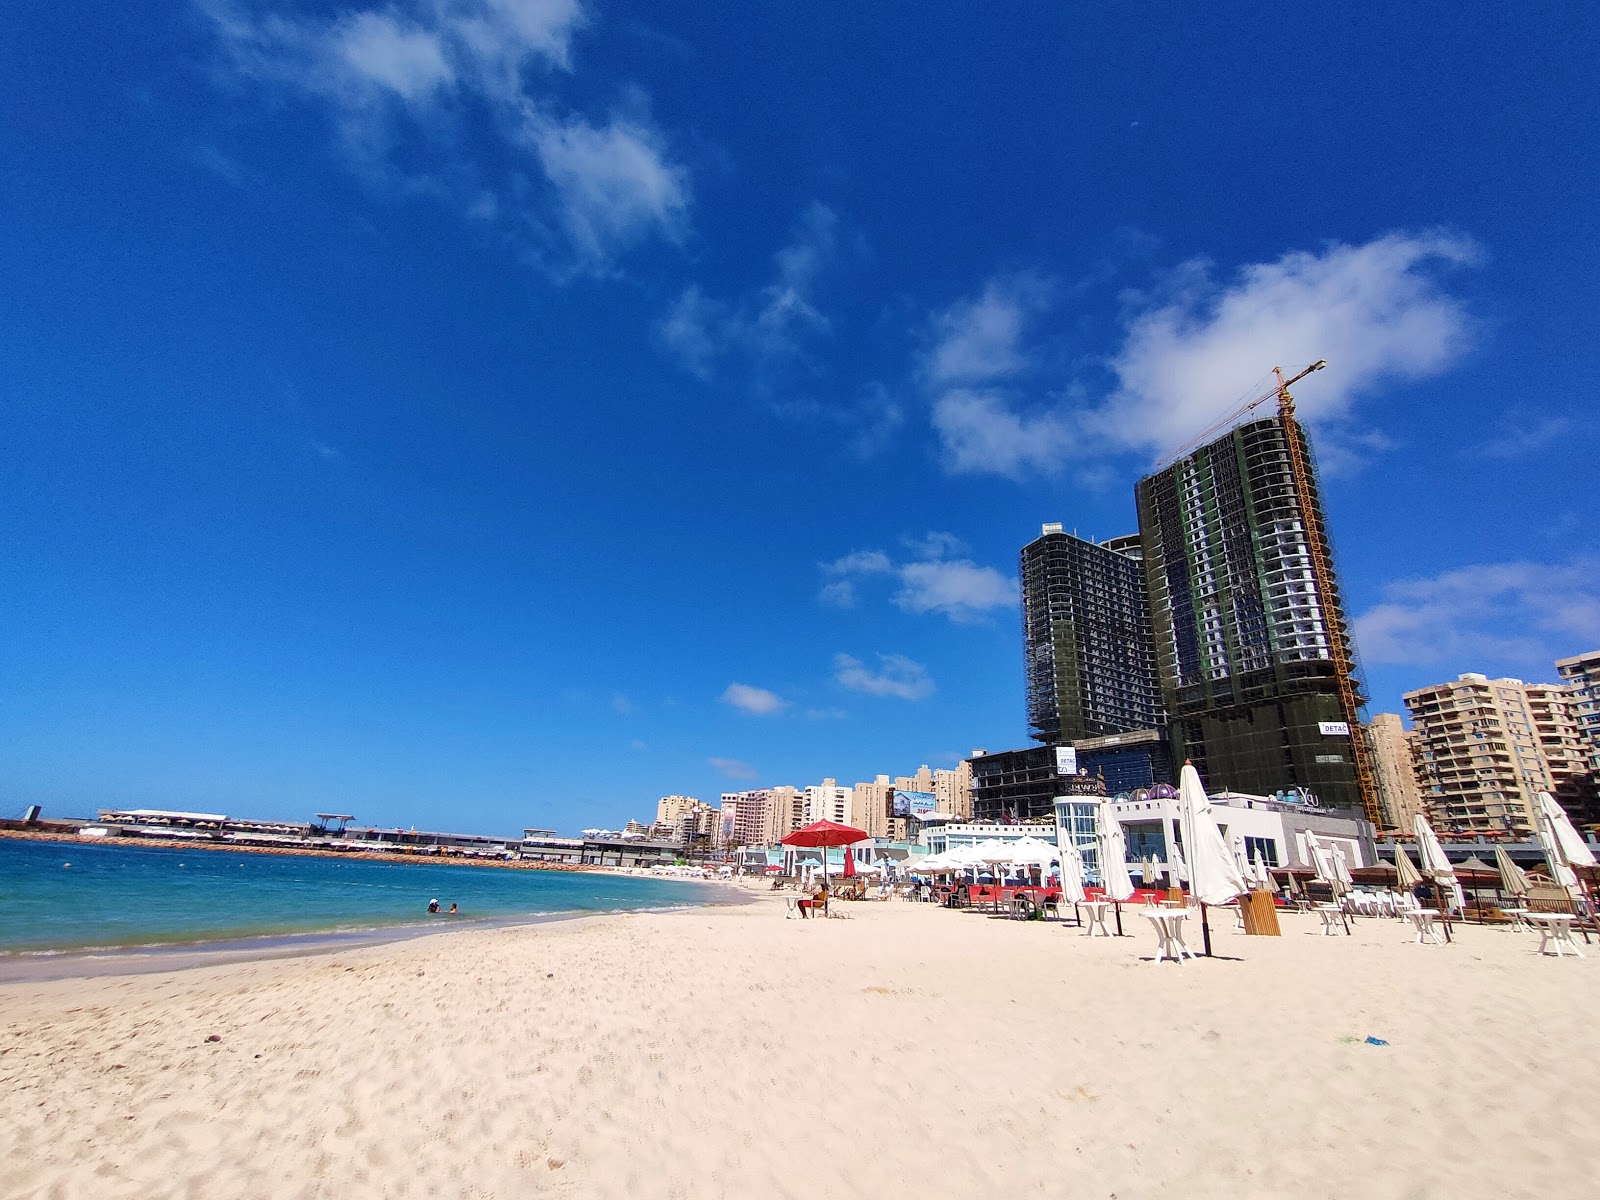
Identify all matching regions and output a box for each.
[1,892,1594,1199]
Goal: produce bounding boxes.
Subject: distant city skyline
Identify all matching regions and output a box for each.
[3,3,1597,835]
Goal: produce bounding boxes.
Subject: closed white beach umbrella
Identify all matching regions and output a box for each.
[1175,762,1247,957]
[1536,790,1593,894]
[1177,763,1248,907]
[1493,844,1530,902]
[1167,839,1188,885]
[1141,856,1157,886]
[1413,814,1464,913]
[1058,839,1088,905]
[1393,843,1424,892]
[1095,802,1136,903]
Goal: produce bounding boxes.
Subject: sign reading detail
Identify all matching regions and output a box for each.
[1055,747,1078,776]
[1318,721,1351,737]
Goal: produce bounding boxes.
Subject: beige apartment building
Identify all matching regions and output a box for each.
[1362,713,1426,832]
[851,776,893,840]
[721,786,803,847]
[1556,650,1600,770]
[1404,673,1585,837]
[935,761,974,820]
[803,779,853,826]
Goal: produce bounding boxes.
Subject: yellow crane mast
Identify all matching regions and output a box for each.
[1273,363,1384,829]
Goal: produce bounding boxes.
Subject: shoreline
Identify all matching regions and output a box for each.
[0,900,729,986]
[0,826,698,876]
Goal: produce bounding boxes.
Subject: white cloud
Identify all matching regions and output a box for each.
[893,559,1019,623]
[817,580,856,608]
[834,653,935,700]
[720,682,787,716]
[821,549,893,576]
[629,738,648,750]
[524,110,690,263]
[708,756,759,780]
[336,12,454,98]
[925,274,1050,385]
[611,693,632,714]
[202,0,685,273]
[1094,231,1478,455]
[1353,559,1600,670]
[927,233,1478,477]
[900,531,967,560]
[658,203,838,375]
[1466,416,1571,461]
[931,387,1075,478]
[818,540,1017,624]
[656,285,725,380]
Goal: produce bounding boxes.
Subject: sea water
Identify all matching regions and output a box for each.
[0,838,720,955]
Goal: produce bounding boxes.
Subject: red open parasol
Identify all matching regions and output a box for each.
[782,820,869,914]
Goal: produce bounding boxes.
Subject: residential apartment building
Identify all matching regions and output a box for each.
[1135,415,1369,812]
[1404,673,1588,837]
[1555,651,1600,770]
[802,779,852,827]
[722,786,804,847]
[1362,713,1426,831]
[1022,525,1162,745]
[934,761,973,820]
[851,775,894,840]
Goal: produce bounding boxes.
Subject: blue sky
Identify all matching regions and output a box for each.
[3,2,1597,836]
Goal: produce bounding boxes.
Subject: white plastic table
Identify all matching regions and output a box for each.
[1501,907,1532,931]
[1143,909,1194,964]
[1315,904,1348,936]
[1527,913,1585,957]
[1408,909,1445,945]
[1081,899,1113,938]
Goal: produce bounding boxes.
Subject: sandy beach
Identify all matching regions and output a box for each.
[2,891,1594,1199]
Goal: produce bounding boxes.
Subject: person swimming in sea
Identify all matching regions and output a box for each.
[448,902,458,915]
[427,898,441,913]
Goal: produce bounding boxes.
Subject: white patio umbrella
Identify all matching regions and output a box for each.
[1094,801,1135,935]
[1140,856,1157,886]
[1095,803,1136,902]
[1393,843,1423,892]
[1176,761,1249,955]
[1331,844,1354,890]
[1414,814,1464,914]
[1536,790,1595,912]
[1001,835,1061,867]
[1058,839,1088,906]
[1493,844,1530,903]
[1167,839,1188,886]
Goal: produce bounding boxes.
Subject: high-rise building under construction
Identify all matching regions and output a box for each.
[1021,524,1162,745]
[1135,414,1368,811]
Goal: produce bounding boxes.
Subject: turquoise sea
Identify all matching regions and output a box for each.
[0,838,722,956]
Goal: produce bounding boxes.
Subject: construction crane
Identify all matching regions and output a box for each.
[1160,360,1385,829]
[1272,364,1384,830]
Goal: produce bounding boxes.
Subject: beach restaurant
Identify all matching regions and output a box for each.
[910,789,1374,883]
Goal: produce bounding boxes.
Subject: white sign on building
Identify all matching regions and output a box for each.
[1055,746,1078,776]
[1318,721,1351,737]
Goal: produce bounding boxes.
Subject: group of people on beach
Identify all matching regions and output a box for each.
[426,898,459,915]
